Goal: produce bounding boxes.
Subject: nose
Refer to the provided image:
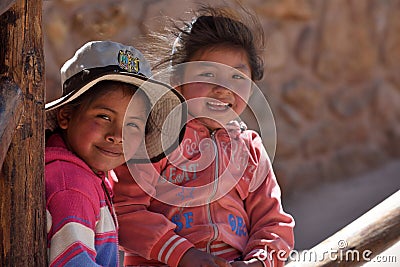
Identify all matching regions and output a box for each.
[106,127,123,144]
[212,85,233,96]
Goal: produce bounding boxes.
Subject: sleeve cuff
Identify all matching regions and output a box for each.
[150,230,194,267]
[245,248,269,267]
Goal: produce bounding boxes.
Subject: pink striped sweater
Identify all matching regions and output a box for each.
[45,134,118,266]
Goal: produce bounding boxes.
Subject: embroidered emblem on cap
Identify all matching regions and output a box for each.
[118,50,140,73]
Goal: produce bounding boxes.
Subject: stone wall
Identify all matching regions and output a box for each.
[43,0,400,195]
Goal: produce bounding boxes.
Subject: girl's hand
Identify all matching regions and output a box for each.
[231,258,263,267]
[178,248,232,267]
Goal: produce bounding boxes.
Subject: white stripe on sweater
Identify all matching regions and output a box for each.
[164,238,186,263]
[212,247,237,256]
[158,235,179,262]
[49,222,95,262]
[95,206,116,233]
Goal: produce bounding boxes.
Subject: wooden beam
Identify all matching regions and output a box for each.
[0,77,23,166]
[0,0,15,16]
[285,190,400,266]
[0,0,46,266]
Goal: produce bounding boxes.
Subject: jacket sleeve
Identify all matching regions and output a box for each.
[47,190,104,267]
[112,162,194,267]
[242,133,295,267]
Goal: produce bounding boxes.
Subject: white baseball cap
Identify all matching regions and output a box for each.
[46,40,187,163]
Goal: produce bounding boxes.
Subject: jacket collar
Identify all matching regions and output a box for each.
[186,116,247,139]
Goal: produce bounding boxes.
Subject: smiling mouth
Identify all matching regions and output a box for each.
[96,146,123,157]
[206,101,232,111]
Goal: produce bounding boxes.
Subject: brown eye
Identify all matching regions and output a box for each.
[232,74,245,79]
[126,122,139,128]
[98,114,111,121]
[199,72,215,77]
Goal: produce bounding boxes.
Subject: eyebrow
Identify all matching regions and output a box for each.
[197,61,250,71]
[234,64,250,71]
[126,115,146,122]
[95,103,147,115]
[93,106,117,114]
[126,109,148,121]
[94,105,147,122]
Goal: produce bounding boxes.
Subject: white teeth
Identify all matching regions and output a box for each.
[208,101,228,106]
[207,101,231,111]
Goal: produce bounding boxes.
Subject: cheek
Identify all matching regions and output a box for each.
[181,83,209,100]
[79,120,101,136]
[234,96,248,112]
[233,83,252,99]
[71,119,103,143]
[123,132,144,156]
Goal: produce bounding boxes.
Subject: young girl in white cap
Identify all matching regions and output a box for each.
[45,40,186,267]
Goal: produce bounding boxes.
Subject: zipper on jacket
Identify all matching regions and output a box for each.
[206,130,219,253]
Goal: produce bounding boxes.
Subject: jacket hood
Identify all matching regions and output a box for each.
[45,134,105,177]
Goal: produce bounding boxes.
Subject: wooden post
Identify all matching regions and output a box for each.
[0,0,46,266]
[285,190,400,267]
[0,77,23,166]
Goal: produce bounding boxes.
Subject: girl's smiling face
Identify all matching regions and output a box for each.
[57,84,148,172]
[177,46,253,131]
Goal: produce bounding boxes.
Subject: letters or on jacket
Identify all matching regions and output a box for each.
[45,134,118,267]
[113,119,294,267]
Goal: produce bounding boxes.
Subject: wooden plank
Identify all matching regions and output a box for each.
[0,77,23,166]
[285,190,400,266]
[0,0,46,266]
[0,0,15,16]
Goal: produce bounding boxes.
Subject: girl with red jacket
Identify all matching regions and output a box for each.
[113,4,294,267]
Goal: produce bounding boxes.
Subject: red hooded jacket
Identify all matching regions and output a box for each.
[113,119,294,267]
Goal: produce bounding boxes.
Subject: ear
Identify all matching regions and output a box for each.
[57,105,74,130]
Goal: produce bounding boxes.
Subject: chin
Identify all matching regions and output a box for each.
[92,165,114,173]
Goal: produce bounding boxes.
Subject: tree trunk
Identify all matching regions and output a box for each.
[0,0,46,266]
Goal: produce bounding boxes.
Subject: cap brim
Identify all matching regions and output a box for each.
[46,72,164,110]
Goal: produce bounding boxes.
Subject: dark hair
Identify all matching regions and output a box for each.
[66,80,140,110]
[55,80,152,134]
[157,4,265,81]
